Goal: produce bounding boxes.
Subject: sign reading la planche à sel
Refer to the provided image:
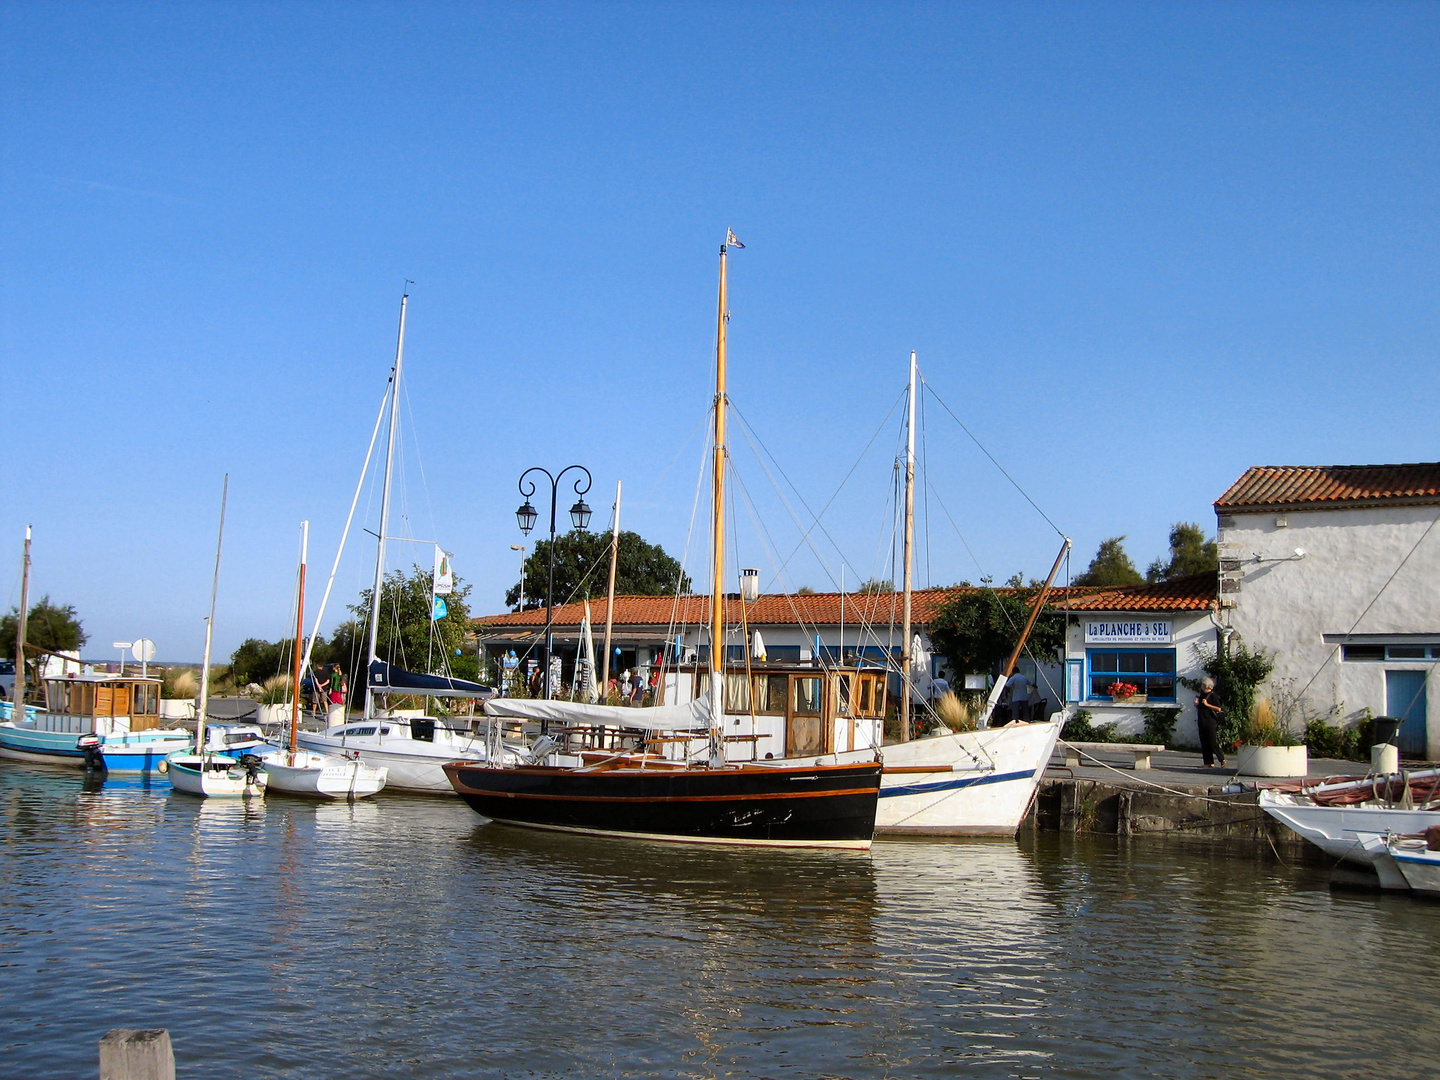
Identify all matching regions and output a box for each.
[1085,620,1173,645]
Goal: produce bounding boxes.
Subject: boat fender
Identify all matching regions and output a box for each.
[157,758,170,774]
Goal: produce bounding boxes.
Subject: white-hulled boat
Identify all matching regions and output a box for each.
[1388,837,1440,895]
[257,521,387,799]
[1259,772,1440,884]
[168,475,265,799]
[0,675,192,773]
[292,292,494,794]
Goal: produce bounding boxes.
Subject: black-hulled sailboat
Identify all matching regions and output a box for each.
[445,232,882,848]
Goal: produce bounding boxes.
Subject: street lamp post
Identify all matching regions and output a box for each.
[515,465,592,718]
[510,544,526,611]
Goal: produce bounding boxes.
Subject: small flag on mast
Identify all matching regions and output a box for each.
[726,228,745,249]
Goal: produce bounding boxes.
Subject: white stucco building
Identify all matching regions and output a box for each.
[1215,463,1440,759]
[1056,574,1220,746]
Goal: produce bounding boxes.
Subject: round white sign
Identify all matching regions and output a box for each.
[132,638,157,662]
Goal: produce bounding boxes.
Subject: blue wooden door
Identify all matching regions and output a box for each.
[1386,670,1428,757]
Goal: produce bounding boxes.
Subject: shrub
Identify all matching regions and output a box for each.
[1062,708,1122,743]
[161,668,199,700]
[1244,696,1301,747]
[256,675,293,705]
[1181,642,1275,748]
[935,691,976,733]
[1141,706,1180,747]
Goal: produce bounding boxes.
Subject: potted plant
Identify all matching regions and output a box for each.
[159,668,198,720]
[1108,680,1144,703]
[1235,697,1308,777]
[255,674,294,726]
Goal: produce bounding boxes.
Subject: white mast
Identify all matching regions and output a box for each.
[899,350,917,743]
[600,479,622,694]
[13,526,31,715]
[364,290,409,723]
[195,475,229,758]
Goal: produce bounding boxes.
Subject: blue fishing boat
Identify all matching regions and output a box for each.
[0,673,192,774]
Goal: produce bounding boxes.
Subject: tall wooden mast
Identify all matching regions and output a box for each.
[13,526,31,712]
[710,237,731,687]
[899,350,917,742]
[289,520,308,756]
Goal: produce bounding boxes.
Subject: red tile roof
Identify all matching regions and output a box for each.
[474,586,1073,632]
[1216,464,1440,512]
[1055,571,1217,613]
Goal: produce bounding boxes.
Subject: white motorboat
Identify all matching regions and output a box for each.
[258,747,387,799]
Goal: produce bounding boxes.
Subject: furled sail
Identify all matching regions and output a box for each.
[483,694,714,733]
[366,659,493,699]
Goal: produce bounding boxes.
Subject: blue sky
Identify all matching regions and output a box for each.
[2,2,1436,661]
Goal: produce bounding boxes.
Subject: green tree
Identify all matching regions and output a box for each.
[1146,522,1219,582]
[857,577,894,594]
[1182,642,1275,749]
[229,637,290,687]
[505,530,690,610]
[1,595,87,659]
[349,565,475,681]
[926,588,1065,679]
[1073,537,1144,587]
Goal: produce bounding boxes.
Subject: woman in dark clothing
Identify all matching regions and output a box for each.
[1195,677,1226,768]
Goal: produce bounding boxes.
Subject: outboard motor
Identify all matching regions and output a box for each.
[76,732,108,777]
[238,754,264,786]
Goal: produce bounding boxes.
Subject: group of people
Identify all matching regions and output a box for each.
[307,663,346,712]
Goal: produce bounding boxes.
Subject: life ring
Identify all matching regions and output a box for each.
[157,758,170,775]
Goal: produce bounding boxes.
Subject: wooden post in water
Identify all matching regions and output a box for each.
[99,1029,175,1080]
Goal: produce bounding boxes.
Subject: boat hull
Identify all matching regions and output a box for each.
[298,729,484,793]
[1390,844,1440,895]
[260,751,387,799]
[1259,791,1438,869]
[445,760,882,848]
[0,722,191,774]
[835,719,1062,836]
[168,755,267,797]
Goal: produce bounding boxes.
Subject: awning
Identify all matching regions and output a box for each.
[367,659,493,699]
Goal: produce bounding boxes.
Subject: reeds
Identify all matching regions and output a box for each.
[256,674,293,705]
[936,691,977,732]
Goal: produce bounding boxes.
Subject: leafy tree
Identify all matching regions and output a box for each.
[927,588,1065,679]
[1181,642,1275,749]
[229,637,290,687]
[1,596,87,659]
[505,530,690,610]
[857,577,894,594]
[1146,522,1219,582]
[349,565,475,680]
[796,586,817,595]
[1073,537,1144,587]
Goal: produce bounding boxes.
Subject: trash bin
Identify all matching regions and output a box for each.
[1372,716,1402,746]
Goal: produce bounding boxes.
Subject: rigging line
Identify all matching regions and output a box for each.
[728,389,907,583]
[1291,508,1440,705]
[666,402,714,650]
[400,373,440,556]
[630,407,715,509]
[922,378,1066,539]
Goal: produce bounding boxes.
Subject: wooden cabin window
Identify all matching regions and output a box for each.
[140,683,159,714]
[749,674,787,715]
[724,674,751,712]
[836,674,852,716]
[792,677,823,716]
[95,685,114,715]
[856,677,872,715]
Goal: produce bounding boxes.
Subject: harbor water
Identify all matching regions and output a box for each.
[1,761,1437,1078]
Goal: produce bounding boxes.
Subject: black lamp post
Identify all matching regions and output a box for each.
[516,464,592,718]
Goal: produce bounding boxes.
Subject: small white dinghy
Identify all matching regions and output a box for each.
[260,747,386,799]
[168,476,265,801]
[258,522,389,800]
[168,751,267,797]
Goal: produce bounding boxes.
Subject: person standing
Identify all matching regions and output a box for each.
[1003,670,1031,725]
[1195,677,1226,768]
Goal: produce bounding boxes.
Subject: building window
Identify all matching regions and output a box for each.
[1087,649,1176,701]
[1342,643,1440,662]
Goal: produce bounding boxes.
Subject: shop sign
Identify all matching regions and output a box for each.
[1085,620,1172,644]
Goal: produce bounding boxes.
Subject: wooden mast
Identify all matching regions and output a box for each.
[600,480,621,695]
[195,475,229,759]
[899,350,917,742]
[709,232,737,760]
[289,520,308,757]
[979,536,1071,726]
[13,526,30,714]
[364,289,408,724]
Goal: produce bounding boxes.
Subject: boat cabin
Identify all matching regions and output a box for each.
[36,674,163,736]
[688,664,889,758]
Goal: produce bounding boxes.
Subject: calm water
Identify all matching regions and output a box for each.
[1,763,1437,1079]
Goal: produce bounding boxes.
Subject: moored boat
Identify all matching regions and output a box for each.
[1388,833,1440,896]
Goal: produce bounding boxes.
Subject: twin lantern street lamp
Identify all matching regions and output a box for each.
[515,464,592,711]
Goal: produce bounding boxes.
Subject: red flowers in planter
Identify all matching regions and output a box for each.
[1108,681,1139,700]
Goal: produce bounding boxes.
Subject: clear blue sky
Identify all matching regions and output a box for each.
[2,2,1436,661]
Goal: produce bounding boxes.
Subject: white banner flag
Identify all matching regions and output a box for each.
[433,546,454,596]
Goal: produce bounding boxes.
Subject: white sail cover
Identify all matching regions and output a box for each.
[483,694,714,733]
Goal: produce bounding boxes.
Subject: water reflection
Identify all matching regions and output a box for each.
[1,762,1438,1080]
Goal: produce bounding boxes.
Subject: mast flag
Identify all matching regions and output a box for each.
[726,228,744,249]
